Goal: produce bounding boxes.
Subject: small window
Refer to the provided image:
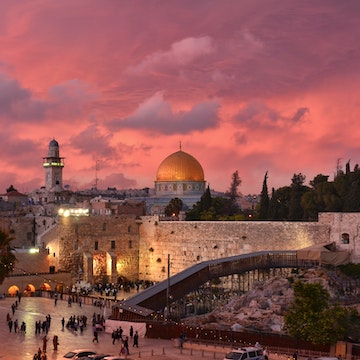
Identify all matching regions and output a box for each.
[341,233,350,244]
[111,240,115,249]
[102,223,107,231]
[94,241,98,250]
[128,225,131,233]
[129,240,132,249]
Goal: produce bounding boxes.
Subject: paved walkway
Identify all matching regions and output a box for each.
[0,296,289,360]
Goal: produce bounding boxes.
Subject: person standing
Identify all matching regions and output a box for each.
[53,335,59,351]
[14,319,18,333]
[61,317,65,330]
[8,318,13,332]
[92,326,99,343]
[133,331,139,348]
[129,325,133,338]
[42,335,48,353]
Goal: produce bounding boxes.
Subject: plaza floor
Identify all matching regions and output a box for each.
[0,295,241,360]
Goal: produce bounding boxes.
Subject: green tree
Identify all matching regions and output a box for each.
[0,229,16,284]
[268,186,291,220]
[225,170,241,216]
[200,186,212,212]
[288,173,308,220]
[285,281,356,345]
[164,197,183,217]
[257,171,269,220]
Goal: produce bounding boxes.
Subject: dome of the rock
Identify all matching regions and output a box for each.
[154,149,206,203]
[156,150,204,182]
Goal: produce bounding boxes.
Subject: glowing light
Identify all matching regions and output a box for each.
[58,207,89,217]
[29,248,39,254]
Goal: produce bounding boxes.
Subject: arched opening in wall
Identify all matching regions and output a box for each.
[40,283,51,291]
[8,285,20,296]
[341,233,350,244]
[55,283,65,293]
[93,253,106,282]
[24,284,36,295]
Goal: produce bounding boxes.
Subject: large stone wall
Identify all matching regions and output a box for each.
[138,216,332,282]
[3,212,360,294]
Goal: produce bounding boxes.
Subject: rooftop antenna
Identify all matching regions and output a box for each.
[179,140,182,151]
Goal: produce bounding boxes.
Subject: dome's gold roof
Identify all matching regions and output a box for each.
[156,150,205,181]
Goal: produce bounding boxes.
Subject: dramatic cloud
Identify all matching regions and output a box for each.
[127,36,216,74]
[109,92,220,134]
[0,1,359,193]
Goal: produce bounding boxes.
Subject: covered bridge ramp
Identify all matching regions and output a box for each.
[113,249,344,320]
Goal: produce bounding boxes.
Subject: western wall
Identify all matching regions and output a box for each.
[1,211,359,295]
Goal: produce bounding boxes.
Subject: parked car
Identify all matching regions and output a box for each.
[223,346,267,360]
[62,349,97,359]
[78,354,112,360]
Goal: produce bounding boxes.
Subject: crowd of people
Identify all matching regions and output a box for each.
[111,325,139,355]
[3,288,144,359]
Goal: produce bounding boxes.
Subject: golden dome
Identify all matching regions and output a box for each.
[156,150,205,181]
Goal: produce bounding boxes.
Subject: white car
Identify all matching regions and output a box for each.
[62,349,97,359]
[224,346,267,360]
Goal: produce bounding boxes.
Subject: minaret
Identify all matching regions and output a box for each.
[42,139,64,191]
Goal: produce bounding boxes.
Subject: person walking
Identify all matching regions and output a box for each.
[61,317,65,330]
[133,331,139,348]
[123,336,129,355]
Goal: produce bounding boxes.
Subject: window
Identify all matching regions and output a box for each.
[128,225,131,233]
[94,241,98,250]
[129,240,132,249]
[111,240,115,249]
[341,233,350,244]
[102,223,107,231]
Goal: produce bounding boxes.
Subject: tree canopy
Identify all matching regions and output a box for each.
[258,162,360,221]
[0,229,16,285]
[284,281,359,345]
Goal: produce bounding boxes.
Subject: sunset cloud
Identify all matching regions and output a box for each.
[0,1,359,194]
[109,92,220,134]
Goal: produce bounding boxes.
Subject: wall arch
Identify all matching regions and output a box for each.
[7,285,20,296]
[24,284,36,295]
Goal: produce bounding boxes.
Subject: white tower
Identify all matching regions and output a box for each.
[42,139,64,191]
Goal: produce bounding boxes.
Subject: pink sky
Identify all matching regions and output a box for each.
[0,1,359,195]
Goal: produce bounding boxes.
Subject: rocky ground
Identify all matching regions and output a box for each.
[182,268,359,333]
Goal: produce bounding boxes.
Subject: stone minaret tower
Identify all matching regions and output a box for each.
[42,139,64,191]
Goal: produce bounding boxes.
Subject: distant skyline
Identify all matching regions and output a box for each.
[0,1,360,194]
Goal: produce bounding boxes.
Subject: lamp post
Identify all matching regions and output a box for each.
[166,254,170,319]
